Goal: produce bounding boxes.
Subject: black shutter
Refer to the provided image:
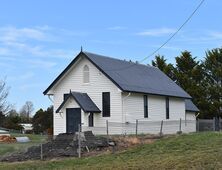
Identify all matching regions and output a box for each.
[144,95,148,118]
[64,93,69,101]
[166,97,169,119]
[88,113,94,127]
[102,92,110,117]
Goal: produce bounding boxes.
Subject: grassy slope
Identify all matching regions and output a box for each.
[1,132,222,170]
[0,134,46,156]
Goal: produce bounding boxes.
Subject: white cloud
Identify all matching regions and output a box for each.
[136,28,176,36]
[0,47,14,56]
[0,26,53,43]
[20,72,35,80]
[0,26,82,61]
[173,30,222,45]
[0,25,90,46]
[19,83,45,91]
[27,59,57,69]
[8,72,35,81]
[0,62,16,69]
[0,42,74,59]
[208,31,222,39]
[107,26,127,30]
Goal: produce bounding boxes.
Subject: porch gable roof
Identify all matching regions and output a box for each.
[56,91,101,113]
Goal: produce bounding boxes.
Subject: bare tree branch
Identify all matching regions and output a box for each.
[0,79,10,114]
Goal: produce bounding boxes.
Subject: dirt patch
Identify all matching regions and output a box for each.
[111,134,159,148]
[82,134,160,157]
[0,131,109,162]
[0,133,163,162]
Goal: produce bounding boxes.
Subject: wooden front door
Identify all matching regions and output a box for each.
[66,108,81,133]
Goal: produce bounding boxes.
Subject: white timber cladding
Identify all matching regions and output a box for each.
[120,93,195,134]
[184,111,196,132]
[122,93,185,122]
[186,111,196,120]
[52,55,122,135]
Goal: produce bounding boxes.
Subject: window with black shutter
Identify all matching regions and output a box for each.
[102,92,110,117]
[88,113,94,127]
[144,95,148,118]
[166,97,169,119]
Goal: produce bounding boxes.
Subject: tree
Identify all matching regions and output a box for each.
[0,111,5,127]
[174,51,208,118]
[0,79,10,114]
[20,101,34,121]
[32,106,53,134]
[2,113,23,131]
[8,109,18,117]
[152,55,175,80]
[203,48,222,118]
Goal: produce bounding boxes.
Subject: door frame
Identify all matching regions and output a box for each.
[66,108,81,133]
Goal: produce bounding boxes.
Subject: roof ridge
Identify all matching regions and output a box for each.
[83,51,152,68]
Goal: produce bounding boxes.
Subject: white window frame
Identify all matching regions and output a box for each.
[83,65,90,84]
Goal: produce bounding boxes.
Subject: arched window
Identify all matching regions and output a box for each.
[83,65,89,83]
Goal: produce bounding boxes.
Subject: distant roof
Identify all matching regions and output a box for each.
[185,99,199,112]
[56,92,101,113]
[44,51,191,99]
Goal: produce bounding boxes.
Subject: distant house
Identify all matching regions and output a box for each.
[44,51,198,135]
[19,123,33,134]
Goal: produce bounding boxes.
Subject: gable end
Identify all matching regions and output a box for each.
[43,52,123,95]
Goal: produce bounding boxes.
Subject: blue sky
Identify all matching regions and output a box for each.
[0,0,221,114]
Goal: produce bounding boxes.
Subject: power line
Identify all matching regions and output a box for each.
[106,0,205,71]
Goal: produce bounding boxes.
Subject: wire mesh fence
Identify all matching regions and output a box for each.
[0,118,197,162]
[197,117,222,132]
[82,119,197,136]
[2,118,222,162]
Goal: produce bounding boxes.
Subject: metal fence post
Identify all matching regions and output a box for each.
[136,119,138,136]
[160,120,163,136]
[40,143,43,160]
[197,118,199,132]
[106,120,109,145]
[177,118,182,134]
[213,117,216,131]
[219,117,221,131]
[78,124,81,158]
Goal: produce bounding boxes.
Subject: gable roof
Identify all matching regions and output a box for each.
[56,92,101,113]
[44,51,191,99]
[185,99,199,112]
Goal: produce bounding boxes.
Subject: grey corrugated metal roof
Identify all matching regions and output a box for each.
[56,92,101,113]
[185,99,199,112]
[84,52,191,99]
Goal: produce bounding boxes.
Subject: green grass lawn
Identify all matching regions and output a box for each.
[1,132,222,170]
[0,133,46,156]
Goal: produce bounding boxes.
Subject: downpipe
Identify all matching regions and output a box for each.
[122,92,131,134]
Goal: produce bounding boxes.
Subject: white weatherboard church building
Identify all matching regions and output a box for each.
[44,51,199,135]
